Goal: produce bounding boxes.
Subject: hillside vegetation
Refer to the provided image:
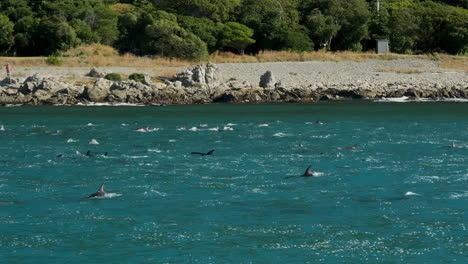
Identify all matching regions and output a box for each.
[0,0,466,60]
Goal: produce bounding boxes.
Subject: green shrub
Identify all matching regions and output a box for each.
[104,72,122,82]
[129,73,145,83]
[46,56,62,65]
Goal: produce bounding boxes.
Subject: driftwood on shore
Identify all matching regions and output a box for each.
[0,63,466,106]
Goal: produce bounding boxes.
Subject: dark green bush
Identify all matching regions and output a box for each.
[129,73,145,83]
[104,72,122,82]
[46,56,62,65]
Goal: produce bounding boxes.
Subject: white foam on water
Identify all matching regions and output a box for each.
[258,123,269,127]
[227,123,237,126]
[198,124,208,127]
[374,97,468,103]
[449,191,468,199]
[67,138,78,143]
[76,102,145,106]
[0,125,4,131]
[189,127,199,131]
[374,97,411,102]
[312,172,325,177]
[310,134,332,139]
[123,155,148,159]
[273,132,289,137]
[208,127,220,131]
[223,126,234,131]
[89,139,99,145]
[250,188,267,194]
[148,149,162,153]
[144,189,167,197]
[101,193,122,198]
[135,127,160,133]
[415,175,441,183]
[87,123,94,126]
[405,191,421,196]
[177,127,188,131]
[121,123,129,126]
[169,139,176,142]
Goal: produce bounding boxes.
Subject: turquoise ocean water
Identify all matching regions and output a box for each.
[0,102,467,263]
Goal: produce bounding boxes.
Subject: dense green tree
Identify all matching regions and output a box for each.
[35,20,79,55]
[12,16,38,56]
[89,6,119,45]
[0,15,14,55]
[70,19,101,44]
[146,18,208,59]
[304,9,339,50]
[156,0,241,22]
[219,22,255,54]
[178,16,223,53]
[238,0,313,52]
[300,0,370,51]
[387,5,418,53]
[0,0,465,57]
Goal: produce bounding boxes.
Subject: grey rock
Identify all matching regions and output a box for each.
[205,63,219,84]
[19,82,35,95]
[154,82,167,90]
[259,71,275,88]
[173,63,220,87]
[3,88,18,96]
[87,68,108,78]
[174,81,183,89]
[84,78,113,101]
[143,75,152,86]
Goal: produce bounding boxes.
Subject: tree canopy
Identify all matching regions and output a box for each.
[0,0,465,58]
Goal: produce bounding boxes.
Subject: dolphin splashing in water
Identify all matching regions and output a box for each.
[302,165,314,177]
[285,165,317,179]
[88,184,106,198]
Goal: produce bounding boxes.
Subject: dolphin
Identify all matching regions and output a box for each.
[344,145,357,150]
[85,150,108,157]
[88,184,106,198]
[285,165,315,179]
[449,142,463,148]
[191,149,215,156]
[302,165,314,177]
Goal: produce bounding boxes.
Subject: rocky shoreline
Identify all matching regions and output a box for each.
[0,61,466,106]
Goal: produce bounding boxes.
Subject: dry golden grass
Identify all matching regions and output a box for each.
[0,57,49,67]
[377,68,423,74]
[438,55,468,72]
[1,44,466,72]
[0,44,193,68]
[209,50,418,63]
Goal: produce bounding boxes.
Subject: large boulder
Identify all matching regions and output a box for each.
[173,63,220,87]
[259,71,275,88]
[87,68,108,78]
[83,78,113,101]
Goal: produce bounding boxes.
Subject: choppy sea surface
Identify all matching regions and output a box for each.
[0,102,467,264]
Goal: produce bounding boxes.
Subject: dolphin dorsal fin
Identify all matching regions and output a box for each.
[99,184,105,192]
[304,165,313,176]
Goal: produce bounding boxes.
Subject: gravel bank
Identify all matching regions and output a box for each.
[11,59,466,88]
[217,59,466,87]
